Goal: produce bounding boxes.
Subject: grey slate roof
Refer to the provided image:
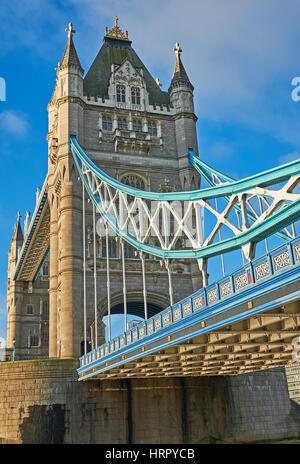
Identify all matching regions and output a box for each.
[61,36,84,73]
[83,37,170,106]
[169,54,193,91]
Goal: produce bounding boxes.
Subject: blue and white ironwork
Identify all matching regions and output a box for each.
[189,149,296,243]
[69,135,300,378]
[70,136,300,264]
[78,236,300,379]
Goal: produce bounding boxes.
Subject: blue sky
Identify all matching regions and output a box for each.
[0,0,300,340]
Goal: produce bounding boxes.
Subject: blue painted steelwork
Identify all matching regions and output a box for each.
[189,149,291,242]
[71,135,300,201]
[77,236,300,380]
[70,136,300,260]
[14,180,48,281]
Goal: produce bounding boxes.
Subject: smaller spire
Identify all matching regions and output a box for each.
[169,42,193,91]
[12,212,23,243]
[59,22,83,73]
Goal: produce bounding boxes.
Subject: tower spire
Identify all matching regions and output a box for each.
[12,211,23,243]
[59,22,83,73]
[169,42,193,91]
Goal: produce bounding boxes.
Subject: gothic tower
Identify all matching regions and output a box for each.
[47,23,85,358]
[8,18,202,360]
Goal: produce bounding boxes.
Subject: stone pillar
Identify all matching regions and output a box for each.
[49,200,58,358]
[58,179,83,358]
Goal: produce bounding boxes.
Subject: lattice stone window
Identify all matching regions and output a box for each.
[102,116,112,131]
[131,87,140,104]
[117,117,127,130]
[120,173,146,190]
[26,305,33,315]
[116,84,126,103]
[148,121,157,136]
[30,335,39,347]
[132,119,142,132]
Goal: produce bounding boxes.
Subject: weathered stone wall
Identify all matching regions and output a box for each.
[0,360,299,444]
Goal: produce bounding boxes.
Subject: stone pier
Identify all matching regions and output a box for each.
[0,359,299,444]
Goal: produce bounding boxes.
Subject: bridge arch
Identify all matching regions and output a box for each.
[98,290,169,320]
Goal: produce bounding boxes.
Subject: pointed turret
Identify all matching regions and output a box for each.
[168,43,198,190]
[12,211,23,246]
[59,23,84,74]
[169,43,193,92]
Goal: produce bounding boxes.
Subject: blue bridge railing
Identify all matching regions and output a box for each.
[79,236,300,371]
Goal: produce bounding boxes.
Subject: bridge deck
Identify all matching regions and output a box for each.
[78,237,300,380]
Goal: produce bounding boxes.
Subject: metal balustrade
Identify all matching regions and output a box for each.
[79,236,300,370]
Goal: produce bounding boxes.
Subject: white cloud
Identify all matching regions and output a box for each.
[67,0,300,147]
[0,0,64,57]
[2,1,300,147]
[0,111,29,136]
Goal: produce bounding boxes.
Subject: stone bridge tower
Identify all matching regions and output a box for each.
[10,18,202,360]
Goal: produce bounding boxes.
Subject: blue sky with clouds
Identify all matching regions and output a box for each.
[0,0,300,340]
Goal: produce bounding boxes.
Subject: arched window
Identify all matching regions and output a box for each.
[148,121,157,136]
[131,87,141,104]
[120,173,146,190]
[116,85,126,103]
[118,117,127,130]
[132,119,142,132]
[102,116,112,131]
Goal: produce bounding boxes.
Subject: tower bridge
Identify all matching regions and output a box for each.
[3,18,300,444]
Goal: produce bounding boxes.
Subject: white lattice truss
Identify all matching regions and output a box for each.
[80,158,300,265]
